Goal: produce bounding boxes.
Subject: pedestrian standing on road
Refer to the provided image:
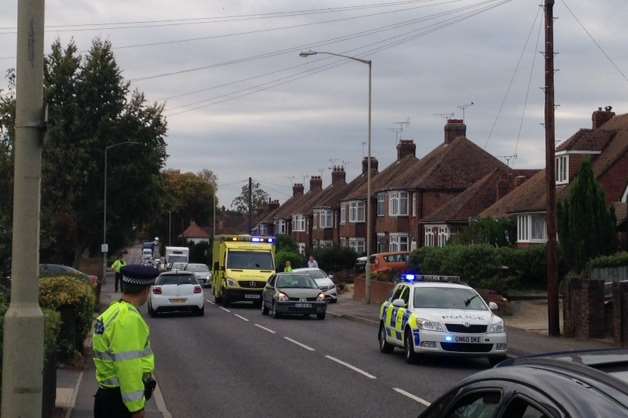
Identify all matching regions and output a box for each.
[284,260,293,272]
[307,256,319,269]
[111,254,127,293]
[93,264,159,418]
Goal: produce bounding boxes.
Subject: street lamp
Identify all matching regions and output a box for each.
[299,49,374,304]
[102,141,141,290]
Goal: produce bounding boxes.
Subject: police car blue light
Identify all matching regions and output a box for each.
[251,237,262,242]
[445,335,453,342]
[403,274,416,282]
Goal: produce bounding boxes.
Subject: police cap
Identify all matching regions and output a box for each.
[121,264,160,287]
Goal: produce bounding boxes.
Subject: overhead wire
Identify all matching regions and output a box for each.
[484,4,541,149]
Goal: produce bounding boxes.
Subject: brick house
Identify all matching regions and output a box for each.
[257,183,305,240]
[288,176,324,254]
[251,200,280,236]
[180,221,211,244]
[481,108,628,247]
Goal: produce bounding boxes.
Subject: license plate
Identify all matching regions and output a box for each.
[454,336,481,343]
[169,298,186,304]
[295,303,312,308]
[245,294,260,300]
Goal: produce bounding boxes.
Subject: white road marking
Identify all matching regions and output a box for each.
[284,337,316,352]
[153,381,173,418]
[234,314,249,322]
[255,324,277,334]
[206,299,215,305]
[220,307,231,313]
[393,388,431,407]
[63,370,83,418]
[324,355,376,380]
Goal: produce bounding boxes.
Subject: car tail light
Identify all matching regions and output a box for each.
[193,286,202,294]
[152,287,162,295]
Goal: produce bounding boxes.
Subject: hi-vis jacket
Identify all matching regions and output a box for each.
[93,300,155,413]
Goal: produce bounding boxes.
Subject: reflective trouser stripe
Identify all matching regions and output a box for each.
[121,390,145,403]
[94,347,153,362]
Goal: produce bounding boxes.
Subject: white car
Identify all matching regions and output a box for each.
[148,272,205,316]
[292,267,338,303]
[184,263,211,287]
[378,277,507,365]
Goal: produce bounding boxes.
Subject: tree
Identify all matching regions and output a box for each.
[557,159,618,273]
[0,70,15,269]
[231,180,269,215]
[450,218,516,247]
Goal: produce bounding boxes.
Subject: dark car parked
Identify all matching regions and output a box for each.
[419,349,628,418]
[261,273,327,319]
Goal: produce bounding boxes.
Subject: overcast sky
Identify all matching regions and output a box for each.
[1,0,627,207]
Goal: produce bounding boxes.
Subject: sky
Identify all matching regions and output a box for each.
[1,0,627,207]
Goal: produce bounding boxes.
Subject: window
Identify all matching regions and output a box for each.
[348,238,365,255]
[555,155,569,184]
[425,226,436,247]
[297,243,306,255]
[389,233,409,252]
[320,209,333,228]
[312,210,318,230]
[412,193,417,217]
[446,391,501,418]
[502,397,552,418]
[276,220,287,235]
[349,201,366,223]
[400,287,410,306]
[377,233,387,252]
[227,251,274,270]
[377,193,385,216]
[437,225,450,247]
[340,203,347,225]
[319,240,334,248]
[390,285,404,301]
[340,237,347,248]
[259,224,268,236]
[389,191,409,216]
[292,214,306,232]
[517,214,547,243]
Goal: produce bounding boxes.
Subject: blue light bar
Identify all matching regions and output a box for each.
[267,238,274,243]
[403,274,416,282]
[251,237,262,242]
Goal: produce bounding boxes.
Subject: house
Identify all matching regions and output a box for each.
[288,176,324,254]
[481,107,628,247]
[251,200,280,236]
[180,221,211,244]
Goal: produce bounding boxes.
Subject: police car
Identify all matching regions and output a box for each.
[378,275,507,366]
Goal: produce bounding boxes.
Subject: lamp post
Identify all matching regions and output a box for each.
[102,141,141,290]
[299,50,373,303]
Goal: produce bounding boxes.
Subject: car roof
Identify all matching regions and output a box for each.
[404,282,471,290]
[159,271,194,276]
[292,268,323,272]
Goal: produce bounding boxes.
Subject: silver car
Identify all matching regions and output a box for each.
[292,268,338,303]
[261,273,327,319]
[185,263,211,287]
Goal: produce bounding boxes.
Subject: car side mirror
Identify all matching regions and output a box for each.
[489,301,499,311]
[392,299,406,308]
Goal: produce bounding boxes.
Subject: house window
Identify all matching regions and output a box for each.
[297,243,306,255]
[412,193,417,217]
[517,214,547,243]
[349,201,366,223]
[348,238,366,255]
[340,237,347,248]
[259,224,268,236]
[320,209,333,228]
[292,215,306,232]
[377,233,387,252]
[437,225,450,247]
[312,210,318,231]
[556,155,569,184]
[320,240,334,249]
[276,220,287,235]
[424,226,436,247]
[389,191,409,216]
[377,193,385,216]
[340,204,347,225]
[389,233,409,252]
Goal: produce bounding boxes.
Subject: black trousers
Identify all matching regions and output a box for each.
[94,387,132,418]
[114,272,122,292]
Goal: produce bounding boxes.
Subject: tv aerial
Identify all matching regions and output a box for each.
[457,101,475,120]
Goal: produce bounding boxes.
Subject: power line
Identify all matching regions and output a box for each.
[559,0,628,83]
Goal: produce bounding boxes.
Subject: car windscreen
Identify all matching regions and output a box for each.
[314,278,334,287]
[227,251,274,270]
[156,275,197,285]
[169,255,188,263]
[186,264,208,272]
[276,275,318,289]
[413,287,487,310]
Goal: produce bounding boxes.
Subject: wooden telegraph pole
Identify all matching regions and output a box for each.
[544,0,560,337]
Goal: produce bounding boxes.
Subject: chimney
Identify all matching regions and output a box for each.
[309,176,323,192]
[292,183,304,197]
[331,166,346,185]
[362,156,379,174]
[444,119,467,144]
[396,139,416,160]
[496,178,511,200]
[269,200,280,210]
[592,106,615,129]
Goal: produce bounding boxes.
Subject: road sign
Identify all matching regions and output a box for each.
[101,243,109,254]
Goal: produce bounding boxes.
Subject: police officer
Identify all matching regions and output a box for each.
[93,264,159,418]
[111,254,127,293]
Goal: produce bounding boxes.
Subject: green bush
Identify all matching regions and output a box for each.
[276,235,298,253]
[275,251,305,272]
[312,247,357,273]
[40,276,95,360]
[588,252,628,269]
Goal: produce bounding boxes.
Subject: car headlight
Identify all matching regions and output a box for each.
[487,320,504,334]
[417,319,445,332]
[276,292,289,302]
[317,293,326,301]
[226,279,238,288]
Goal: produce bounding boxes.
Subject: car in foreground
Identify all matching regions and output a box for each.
[148,272,204,316]
[292,267,338,303]
[261,273,327,319]
[185,263,211,287]
[419,349,628,417]
[378,276,507,365]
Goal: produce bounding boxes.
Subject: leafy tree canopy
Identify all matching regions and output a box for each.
[231,180,269,215]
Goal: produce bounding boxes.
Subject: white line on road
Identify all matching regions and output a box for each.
[63,371,83,418]
[220,307,231,313]
[255,324,277,334]
[393,388,431,407]
[324,355,376,380]
[153,381,173,418]
[234,314,249,322]
[284,337,316,352]
[206,299,215,305]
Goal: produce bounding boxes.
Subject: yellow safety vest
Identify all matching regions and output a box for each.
[111,259,126,273]
[93,301,155,413]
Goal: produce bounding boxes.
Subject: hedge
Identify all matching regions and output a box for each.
[587,252,628,269]
[275,251,306,272]
[312,247,357,273]
[40,276,96,361]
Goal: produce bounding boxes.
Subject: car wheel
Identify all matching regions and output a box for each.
[222,294,231,307]
[214,290,222,304]
[404,330,420,364]
[148,304,157,318]
[261,301,269,316]
[271,302,281,319]
[378,322,394,354]
[316,312,326,320]
[488,355,507,367]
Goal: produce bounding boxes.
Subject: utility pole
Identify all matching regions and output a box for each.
[248,177,253,234]
[213,193,217,240]
[168,211,172,246]
[544,0,560,337]
[2,0,46,416]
